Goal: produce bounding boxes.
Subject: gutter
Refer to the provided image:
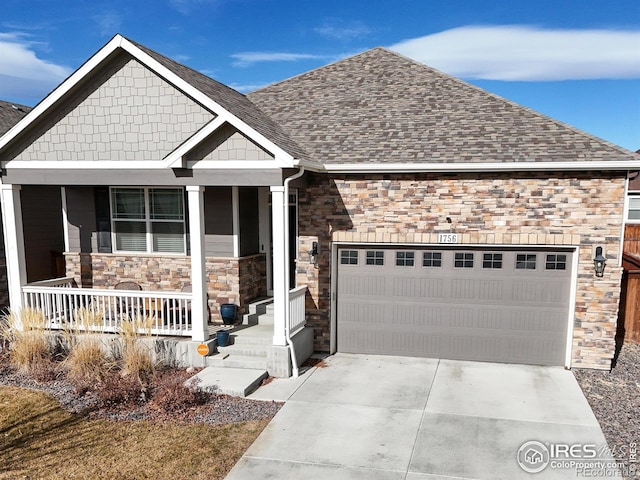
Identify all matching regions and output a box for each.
[283,166,305,378]
[323,160,640,173]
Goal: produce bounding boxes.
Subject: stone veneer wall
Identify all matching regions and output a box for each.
[65,253,266,319]
[296,172,625,369]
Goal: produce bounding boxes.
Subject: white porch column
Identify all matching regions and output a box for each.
[270,186,287,346]
[187,186,208,342]
[0,184,27,310]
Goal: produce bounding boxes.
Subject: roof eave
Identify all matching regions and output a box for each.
[323,160,640,174]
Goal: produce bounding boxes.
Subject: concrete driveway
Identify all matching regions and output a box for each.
[225,354,619,479]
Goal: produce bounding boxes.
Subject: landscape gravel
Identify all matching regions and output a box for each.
[574,342,640,479]
[0,364,282,426]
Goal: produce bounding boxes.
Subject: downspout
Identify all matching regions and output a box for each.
[283,166,305,378]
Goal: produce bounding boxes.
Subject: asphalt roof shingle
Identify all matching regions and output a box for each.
[247,47,636,165]
[130,39,308,160]
[0,100,31,136]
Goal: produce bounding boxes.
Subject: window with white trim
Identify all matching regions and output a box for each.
[340,250,359,265]
[628,194,640,221]
[396,251,415,267]
[454,252,474,268]
[423,251,442,267]
[111,187,186,254]
[366,250,384,266]
[545,254,567,270]
[482,253,503,269]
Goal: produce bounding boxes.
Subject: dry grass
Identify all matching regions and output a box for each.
[118,315,156,383]
[72,306,105,330]
[64,336,112,388]
[0,386,268,480]
[0,308,53,379]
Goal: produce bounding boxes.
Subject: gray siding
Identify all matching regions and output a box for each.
[21,186,65,282]
[186,123,274,163]
[204,187,233,256]
[239,187,259,256]
[8,53,214,163]
[65,187,97,253]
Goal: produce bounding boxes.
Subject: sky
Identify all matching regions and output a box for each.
[0,0,639,151]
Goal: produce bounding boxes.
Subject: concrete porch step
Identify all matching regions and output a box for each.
[229,325,273,345]
[217,343,269,357]
[207,354,268,370]
[188,366,268,397]
[243,298,274,325]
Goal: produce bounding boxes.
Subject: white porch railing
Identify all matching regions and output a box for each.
[22,280,193,337]
[288,285,307,336]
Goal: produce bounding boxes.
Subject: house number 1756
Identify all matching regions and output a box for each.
[438,233,458,244]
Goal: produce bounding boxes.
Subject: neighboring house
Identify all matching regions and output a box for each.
[0,34,637,375]
[619,157,640,343]
[0,100,32,311]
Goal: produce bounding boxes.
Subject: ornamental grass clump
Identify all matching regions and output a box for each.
[0,308,54,380]
[62,307,111,389]
[118,314,156,385]
[72,306,105,331]
[64,335,112,390]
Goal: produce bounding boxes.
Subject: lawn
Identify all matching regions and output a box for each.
[0,386,268,479]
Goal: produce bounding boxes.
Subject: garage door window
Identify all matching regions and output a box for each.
[516,254,537,270]
[546,254,567,270]
[340,250,358,265]
[366,250,384,266]
[396,251,415,266]
[454,252,474,268]
[482,253,503,269]
[423,252,442,267]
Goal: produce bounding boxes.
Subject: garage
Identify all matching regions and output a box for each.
[336,246,574,366]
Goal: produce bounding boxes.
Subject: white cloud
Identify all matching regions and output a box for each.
[0,33,71,102]
[231,52,326,68]
[389,25,640,81]
[314,20,372,40]
[92,12,123,37]
[168,0,219,15]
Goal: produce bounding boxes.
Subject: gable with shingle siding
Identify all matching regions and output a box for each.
[5,53,215,163]
[248,47,634,165]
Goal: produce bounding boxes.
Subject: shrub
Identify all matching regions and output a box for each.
[94,371,146,408]
[148,369,209,414]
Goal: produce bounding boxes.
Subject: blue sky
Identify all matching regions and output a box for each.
[1,0,639,150]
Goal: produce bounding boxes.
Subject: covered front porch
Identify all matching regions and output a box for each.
[0,34,316,377]
[1,180,312,377]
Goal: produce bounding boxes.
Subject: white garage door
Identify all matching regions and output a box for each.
[336,246,573,365]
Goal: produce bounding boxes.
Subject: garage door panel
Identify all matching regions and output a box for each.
[337,246,572,366]
[392,277,444,297]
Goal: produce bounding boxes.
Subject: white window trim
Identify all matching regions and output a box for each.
[626,191,640,224]
[110,186,186,255]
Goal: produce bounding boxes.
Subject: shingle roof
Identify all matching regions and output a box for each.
[248,47,636,165]
[0,100,31,136]
[130,39,308,160]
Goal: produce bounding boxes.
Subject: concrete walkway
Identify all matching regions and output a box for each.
[226,354,620,479]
